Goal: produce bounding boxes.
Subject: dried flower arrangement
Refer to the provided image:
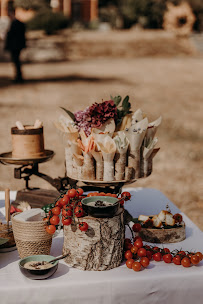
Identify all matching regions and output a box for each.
[54,96,162,182]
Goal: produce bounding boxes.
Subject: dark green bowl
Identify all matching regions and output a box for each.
[19,255,58,280]
[82,196,119,218]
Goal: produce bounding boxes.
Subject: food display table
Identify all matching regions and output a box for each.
[0,188,203,304]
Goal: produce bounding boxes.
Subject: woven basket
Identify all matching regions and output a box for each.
[12,213,52,258]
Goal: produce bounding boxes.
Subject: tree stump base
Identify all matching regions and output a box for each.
[63,209,124,271]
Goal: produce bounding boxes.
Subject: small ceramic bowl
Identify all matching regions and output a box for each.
[19,255,58,280]
[82,196,119,218]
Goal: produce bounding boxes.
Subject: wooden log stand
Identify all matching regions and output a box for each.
[63,208,125,271]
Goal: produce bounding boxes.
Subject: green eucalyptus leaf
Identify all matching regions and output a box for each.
[60,107,75,121]
[122,96,131,112]
[112,95,122,107]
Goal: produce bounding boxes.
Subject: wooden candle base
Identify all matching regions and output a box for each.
[63,209,125,271]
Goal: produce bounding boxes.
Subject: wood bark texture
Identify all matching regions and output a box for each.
[139,223,186,243]
[63,209,124,271]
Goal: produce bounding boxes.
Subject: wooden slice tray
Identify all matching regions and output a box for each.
[0,150,54,166]
[139,222,186,243]
[68,176,137,187]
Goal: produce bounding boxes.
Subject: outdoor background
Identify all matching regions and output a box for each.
[0,0,202,230]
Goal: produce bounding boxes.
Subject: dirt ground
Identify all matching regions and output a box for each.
[0,54,202,230]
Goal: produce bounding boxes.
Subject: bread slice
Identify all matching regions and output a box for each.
[138,215,150,222]
[165,213,176,226]
[158,210,167,222]
[152,215,162,228]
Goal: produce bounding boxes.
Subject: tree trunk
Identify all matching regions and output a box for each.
[63,209,124,271]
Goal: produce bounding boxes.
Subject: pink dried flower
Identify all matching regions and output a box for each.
[74,100,117,135]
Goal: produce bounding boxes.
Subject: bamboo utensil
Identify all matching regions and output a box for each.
[5,188,10,230]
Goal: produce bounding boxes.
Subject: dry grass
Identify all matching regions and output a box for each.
[0,35,202,230]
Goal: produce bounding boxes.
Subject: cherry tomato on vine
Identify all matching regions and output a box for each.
[46,225,56,235]
[74,206,84,218]
[132,223,142,232]
[161,248,170,255]
[153,246,160,252]
[153,252,162,262]
[140,257,150,268]
[50,215,60,225]
[181,257,191,267]
[179,251,186,257]
[60,195,70,206]
[77,188,84,196]
[134,236,142,243]
[146,250,153,260]
[190,255,200,265]
[62,209,73,217]
[125,250,133,260]
[195,252,203,261]
[52,206,61,216]
[55,200,62,208]
[132,261,142,272]
[163,253,172,263]
[68,189,77,198]
[121,192,131,201]
[131,246,138,254]
[62,217,72,226]
[126,259,134,269]
[134,239,143,249]
[172,255,181,265]
[137,248,147,258]
[79,222,88,232]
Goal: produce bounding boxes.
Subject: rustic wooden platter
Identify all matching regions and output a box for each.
[139,222,186,243]
[0,150,54,166]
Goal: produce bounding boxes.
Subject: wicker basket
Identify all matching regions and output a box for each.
[12,213,52,258]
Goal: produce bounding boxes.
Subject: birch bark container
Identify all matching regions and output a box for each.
[11,126,44,158]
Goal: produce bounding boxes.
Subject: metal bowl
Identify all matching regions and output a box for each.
[82,196,119,218]
[19,255,58,280]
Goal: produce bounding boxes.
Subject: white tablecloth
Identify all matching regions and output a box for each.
[0,188,203,304]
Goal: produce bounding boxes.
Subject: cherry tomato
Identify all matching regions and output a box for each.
[50,215,60,225]
[153,246,160,252]
[132,223,142,232]
[62,209,73,217]
[77,188,84,196]
[179,251,186,257]
[172,255,181,265]
[51,206,61,216]
[46,225,56,235]
[62,217,72,225]
[163,253,172,263]
[181,257,191,267]
[137,248,147,257]
[173,213,183,223]
[134,239,143,249]
[79,222,88,232]
[43,217,49,222]
[132,261,142,272]
[121,192,131,201]
[134,236,142,242]
[145,245,151,250]
[68,189,77,198]
[124,238,131,244]
[153,252,162,262]
[131,246,138,254]
[126,259,134,269]
[125,243,133,250]
[55,200,62,208]
[190,255,200,265]
[146,250,153,260]
[161,248,170,255]
[60,195,70,206]
[195,252,203,261]
[125,250,133,260]
[140,257,150,268]
[120,199,125,206]
[74,206,84,218]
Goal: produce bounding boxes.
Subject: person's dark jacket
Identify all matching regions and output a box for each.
[5,19,26,51]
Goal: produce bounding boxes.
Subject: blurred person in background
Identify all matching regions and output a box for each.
[4,8,26,83]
